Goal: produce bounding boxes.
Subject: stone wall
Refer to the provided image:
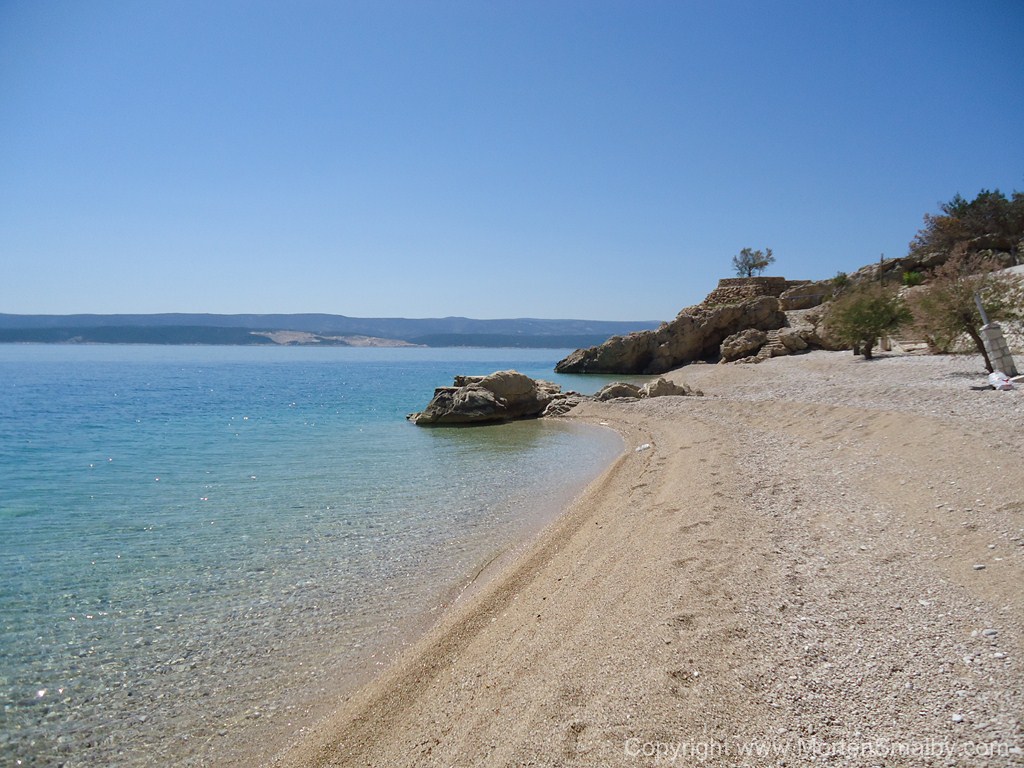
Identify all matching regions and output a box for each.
[702,277,809,307]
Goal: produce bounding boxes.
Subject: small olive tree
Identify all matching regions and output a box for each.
[907,249,1023,372]
[731,247,775,277]
[824,284,910,359]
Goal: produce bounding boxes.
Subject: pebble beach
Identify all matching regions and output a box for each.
[269,351,1023,767]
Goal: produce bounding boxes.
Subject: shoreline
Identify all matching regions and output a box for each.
[0,346,626,768]
[266,406,655,767]
[266,351,1023,767]
[200,418,626,768]
[442,421,628,612]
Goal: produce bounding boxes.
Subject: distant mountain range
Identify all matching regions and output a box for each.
[0,313,663,348]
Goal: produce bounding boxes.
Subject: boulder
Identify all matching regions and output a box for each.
[542,394,586,417]
[476,369,539,401]
[640,378,702,398]
[408,386,502,425]
[409,370,558,425]
[535,379,565,398]
[556,296,786,374]
[778,328,809,353]
[719,328,768,362]
[594,382,643,401]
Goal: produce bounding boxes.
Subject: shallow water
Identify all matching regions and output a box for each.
[0,345,623,766]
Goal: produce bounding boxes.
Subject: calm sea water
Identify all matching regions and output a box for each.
[0,345,625,767]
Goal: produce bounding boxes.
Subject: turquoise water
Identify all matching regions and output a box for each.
[0,345,624,767]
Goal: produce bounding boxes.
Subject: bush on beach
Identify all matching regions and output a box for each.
[823,284,910,360]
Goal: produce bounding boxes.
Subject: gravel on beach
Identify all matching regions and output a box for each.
[269,351,1023,767]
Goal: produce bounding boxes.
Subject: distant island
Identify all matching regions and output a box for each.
[0,313,662,348]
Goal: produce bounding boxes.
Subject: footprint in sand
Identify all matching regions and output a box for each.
[671,557,697,568]
[669,613,697,630]
[564,721,587,757]
[678,520,711,533]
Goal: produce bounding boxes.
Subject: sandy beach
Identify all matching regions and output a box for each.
[270,351,1023,767]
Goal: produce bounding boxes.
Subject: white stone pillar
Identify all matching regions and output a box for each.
[981,323,1019,376]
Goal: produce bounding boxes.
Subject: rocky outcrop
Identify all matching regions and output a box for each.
[848,252,955,285]
[726,308,847,365]
[409,370,569,425]
[591,378,703,402]
[778,327,809,353]
[844,248,1017,289]
[410,372,702,425]
[785,306,846,352]
[555,295,786,374]
[779,280,832,310]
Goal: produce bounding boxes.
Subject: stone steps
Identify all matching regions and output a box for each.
[755,329,788,361]
[888,337,931,355]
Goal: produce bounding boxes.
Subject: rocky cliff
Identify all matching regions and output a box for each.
[555,295,787,374]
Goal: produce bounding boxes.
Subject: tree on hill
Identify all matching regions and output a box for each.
[731,247,775,277]
[909,189,1024,265]
[824,284,910,360]
[907,248,1023,372]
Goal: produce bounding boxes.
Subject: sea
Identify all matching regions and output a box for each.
[0,345,627,767]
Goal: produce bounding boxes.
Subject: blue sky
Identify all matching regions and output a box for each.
[2,1,1022,321]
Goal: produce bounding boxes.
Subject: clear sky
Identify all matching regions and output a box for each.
[2,1,1022,321]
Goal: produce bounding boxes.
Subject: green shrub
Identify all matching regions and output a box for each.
[823,284,910,359]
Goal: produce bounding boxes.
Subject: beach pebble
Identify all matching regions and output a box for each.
[635,443,651,452]
[981,628,998,637]
[952,714,964,723]
[972,564,987,570]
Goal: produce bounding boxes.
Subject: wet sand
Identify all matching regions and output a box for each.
[270,352,1023,767]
